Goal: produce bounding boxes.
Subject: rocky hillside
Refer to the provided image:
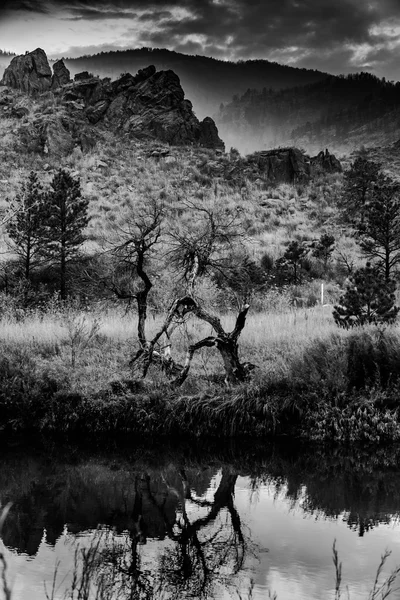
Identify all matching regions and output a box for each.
[0,48,224,157]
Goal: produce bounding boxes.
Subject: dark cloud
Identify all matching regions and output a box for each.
[0,0,50,13]
[64,7,138,20]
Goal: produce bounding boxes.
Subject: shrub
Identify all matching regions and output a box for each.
[333,263,399,328]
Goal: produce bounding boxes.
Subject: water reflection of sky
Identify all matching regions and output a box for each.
[234,478,400,600]
[2,449,400,600]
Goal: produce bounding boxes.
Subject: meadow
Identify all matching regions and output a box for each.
[1,294,399,443]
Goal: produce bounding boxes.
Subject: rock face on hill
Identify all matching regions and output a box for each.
[0,49,225,152]
[63,67,225,149]
[247,147,341,183]
[1,48,52,95]
[254,148,310,183]
[199,146,342,185]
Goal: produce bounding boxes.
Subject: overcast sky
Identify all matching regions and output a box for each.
[1,0,400,80]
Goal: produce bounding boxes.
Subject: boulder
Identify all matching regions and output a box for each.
[255,148,311,183]
[86,99,110,124]
[51,59,70,89]
[79,128,97,152]
[310,148,342,174]
[1,48,52,94]
[74,71,91,82]
[198,117,225,151]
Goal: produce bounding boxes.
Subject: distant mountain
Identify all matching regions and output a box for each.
[60,48,329,120]
[217,72,400,154]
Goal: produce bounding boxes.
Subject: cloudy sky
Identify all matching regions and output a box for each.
[1,0,400,79]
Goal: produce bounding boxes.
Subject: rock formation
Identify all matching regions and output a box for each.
[199,117,225,151]
[310,148,342,174]
[201,146,342,185]
[1,48,52,94]
[1,49,225,153]
[254,148,311,183]
[62,65,225,150]
[51,59,70,89]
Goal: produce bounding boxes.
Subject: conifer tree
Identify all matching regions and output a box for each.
[333,263,399,328]
[6,171,47,281]
[277,240,308,284]
[358,175,400,280]
[42,170,89,299]
[340,156,381,225]
[312,233,335,272]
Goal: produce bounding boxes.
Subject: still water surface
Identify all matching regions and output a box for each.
[1,439,400,600]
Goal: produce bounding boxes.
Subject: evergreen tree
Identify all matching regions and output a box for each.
[6,171,47,281]
[340,156,381,225]
[278,241,308,284]
[312,233,335,271]
[333,263,399,328]
[42,170,89,299]
[358,175,400,280]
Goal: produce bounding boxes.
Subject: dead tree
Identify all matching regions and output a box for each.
[131,202,255,386]
[104,198,164,347]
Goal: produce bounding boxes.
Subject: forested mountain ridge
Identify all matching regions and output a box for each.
[55,48,329,119]
[217,72,400,154]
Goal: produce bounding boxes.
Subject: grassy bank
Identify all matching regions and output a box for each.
[0,301,400,443]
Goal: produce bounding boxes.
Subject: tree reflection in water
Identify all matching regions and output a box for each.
[150,467,250,598]
[55,467,253,600]
[2,441,400,598]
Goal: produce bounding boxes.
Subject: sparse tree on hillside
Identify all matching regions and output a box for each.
[357,175,400,281]
[312,233,335,272]
[340,156,382,225]
[6,171,47,281]
[41,170,89,300]
[275,240,308,284]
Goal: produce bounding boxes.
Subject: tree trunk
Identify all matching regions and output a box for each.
[216,337,248,384]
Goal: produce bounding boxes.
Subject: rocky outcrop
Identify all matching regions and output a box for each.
[310,148,342,174]
[1,48,52,94]
[198,146,342,185]
[62,65,225,150]
[51,59,70,89]
[199,117,225,151]
[1,50,225,153]
[252,148,311,183]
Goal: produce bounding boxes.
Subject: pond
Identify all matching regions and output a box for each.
[1,438,400,600]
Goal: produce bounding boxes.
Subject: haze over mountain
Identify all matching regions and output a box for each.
[56,48,329,120]
[217,72,400,154]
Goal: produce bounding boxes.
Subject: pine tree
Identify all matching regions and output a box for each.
[42,170,89,299]
[281,241,308,284]
[312,233,335,271]
[358,175,400,280]
[339,156,381,225]
[6,171,47,281]
[333,263,399,328]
